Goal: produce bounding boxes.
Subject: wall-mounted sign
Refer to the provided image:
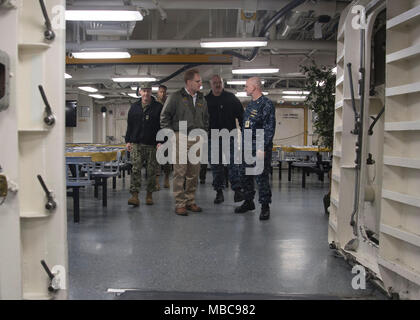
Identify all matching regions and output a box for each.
[80,106,90,117]
[283,113,299,119]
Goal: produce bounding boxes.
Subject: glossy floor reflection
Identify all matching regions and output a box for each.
[67,169,387,300]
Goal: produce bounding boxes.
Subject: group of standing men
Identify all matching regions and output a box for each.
[125,68,276,221]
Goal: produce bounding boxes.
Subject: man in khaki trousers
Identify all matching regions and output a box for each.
[160,68,209,215]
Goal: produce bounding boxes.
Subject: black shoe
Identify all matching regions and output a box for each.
[200,180,205,184]
[234,200,255,214]
[259,205,270,220]
[234,189,244,202]
[214,190,224,204]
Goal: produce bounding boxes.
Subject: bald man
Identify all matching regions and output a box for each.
[235,77,276,221]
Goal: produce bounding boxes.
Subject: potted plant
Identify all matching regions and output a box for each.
[301,61,336,214]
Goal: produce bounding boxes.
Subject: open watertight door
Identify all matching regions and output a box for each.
[0,0,68,299]
[329,0,420,299]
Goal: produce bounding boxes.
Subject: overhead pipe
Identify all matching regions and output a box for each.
[135,63,202,95]
[152,0,167,21]
[66,39,336,52]
[223,0,307,61]
[69,0,348,12]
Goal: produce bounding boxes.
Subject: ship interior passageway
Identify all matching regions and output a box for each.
[67,170,387,300]
[3,0,420,302]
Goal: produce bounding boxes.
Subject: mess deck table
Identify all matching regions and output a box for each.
[65,144,127,222]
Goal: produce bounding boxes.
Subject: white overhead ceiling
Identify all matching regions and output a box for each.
[65,0,352,102]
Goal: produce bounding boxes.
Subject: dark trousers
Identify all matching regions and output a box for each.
[240,149,272,205]
[208,138,241,191]
[199,164,207,181]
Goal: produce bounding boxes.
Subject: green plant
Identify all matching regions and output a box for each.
[300,61,336,150]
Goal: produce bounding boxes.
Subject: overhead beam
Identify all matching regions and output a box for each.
[66,54,232,65]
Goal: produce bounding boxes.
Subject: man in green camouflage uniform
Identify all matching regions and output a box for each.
[126,83,163,206]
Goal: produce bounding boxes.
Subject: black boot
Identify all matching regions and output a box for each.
[259,204,270,220]
[234,200,255,214]
[234,189,244,202]
[214,190,224,204]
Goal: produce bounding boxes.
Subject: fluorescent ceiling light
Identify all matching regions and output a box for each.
[89,94,105,99]
[65,73,72,79]
[72,51,131,59]
[282,95,307,100]
[78,86,98,93]
[66,10,143,22]
[113,77,157,83]
[200,38,267,48]
[227,80,265,85]
[132,86,159,91]
[128,93,140,98]
[232,68,279,74]
[286,72,305,77]
[282,91,310,95]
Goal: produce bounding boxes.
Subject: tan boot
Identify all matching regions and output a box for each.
[146,192,153,205]
[128,192,140,206]
[164,175,170,188]
[155,176,160,191]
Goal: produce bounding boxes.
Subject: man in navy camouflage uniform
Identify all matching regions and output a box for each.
[235,77,276,220]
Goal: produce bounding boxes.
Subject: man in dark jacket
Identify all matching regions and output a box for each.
[205,75,244,204]
[125,83,163,207]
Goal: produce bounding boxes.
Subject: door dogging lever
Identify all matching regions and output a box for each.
[39,0,55,41]
[37,174,56,210]
[38,85,55,126]
[40,260,60,292]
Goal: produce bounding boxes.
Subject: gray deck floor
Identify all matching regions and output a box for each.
[67,169,387,300]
